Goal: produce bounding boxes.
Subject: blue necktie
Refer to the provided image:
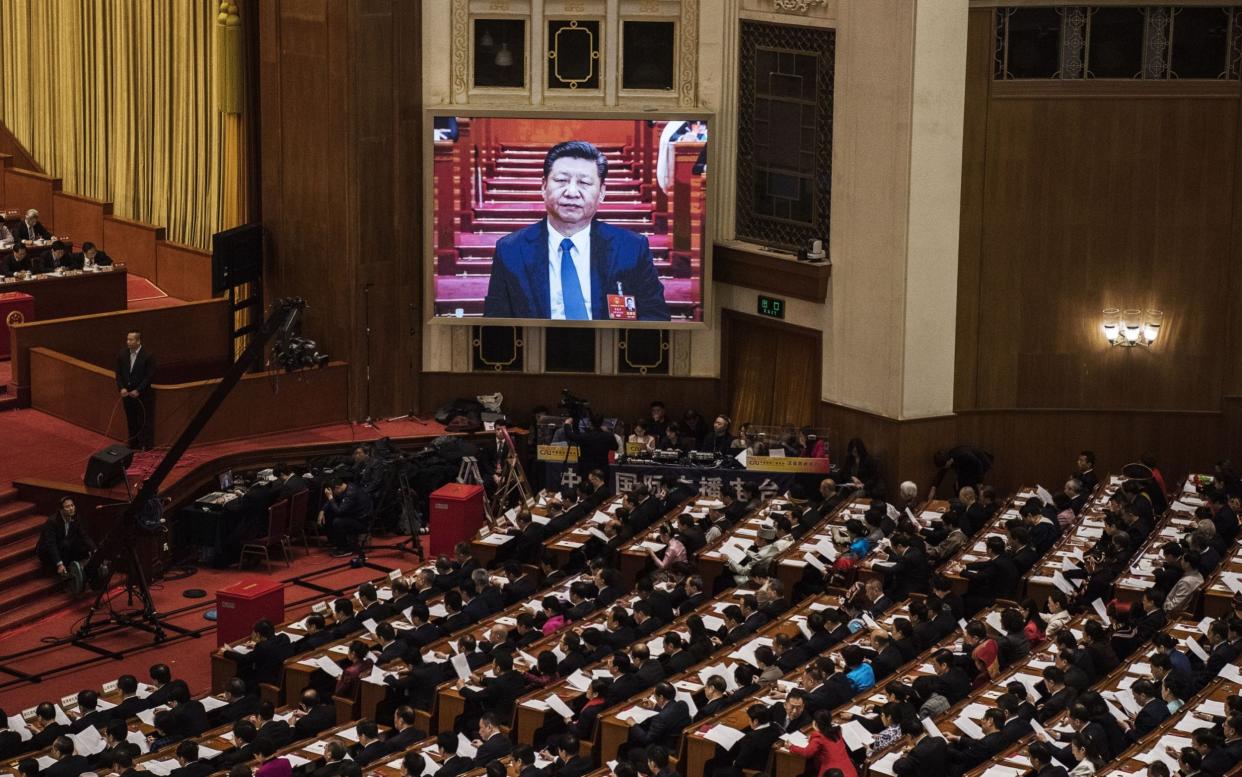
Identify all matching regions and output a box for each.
[559,237,588,320]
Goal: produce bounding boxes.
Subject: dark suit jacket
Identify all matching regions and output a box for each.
[730,724,781,770]
[33,251,70,274]
[630,700,690,749]
[115,347,156,396]
[894,735,948,777]
[30,722,69,751]
[461,669,526,717]
[484,219,670,321]
[67,250,113,270]
[472,732,512,766]
[169,760,216,777]
[553,755,593,777]
[292,704,337,739]
[14,221,51,242]
[0,729,23,760]
[434,756,475,777]
[43,755,90,777]
[309,759,351,777]
[351,740,391,766]
[172,700,210,737]
[1133,698,1171,738]
[36,514,97,569]
[256,719,294,748]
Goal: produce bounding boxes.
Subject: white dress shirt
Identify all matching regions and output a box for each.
[547,226,592,320]
[129,346,141,372]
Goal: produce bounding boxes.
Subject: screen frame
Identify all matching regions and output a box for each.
[422,107,715,330]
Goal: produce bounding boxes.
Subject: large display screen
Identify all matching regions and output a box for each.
[427,113,710,325]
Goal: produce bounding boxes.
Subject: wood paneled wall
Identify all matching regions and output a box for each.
[956,8,1242,413]
[258,0,422,421]
[819,400,1231,503]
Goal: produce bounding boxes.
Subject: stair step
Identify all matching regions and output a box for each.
[0,396,18,412]
[0,486,19,504]
[0,557,44,589]
[483,177,642,188]
[0,578,74,629]
[0,500,35,525]
[0,516,49,565]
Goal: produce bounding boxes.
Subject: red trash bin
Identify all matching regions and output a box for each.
[428,483,485,558]
[216,578,284,646]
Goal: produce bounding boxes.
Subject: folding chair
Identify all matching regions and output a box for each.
[284,489,311,557]
[240,499,292,572]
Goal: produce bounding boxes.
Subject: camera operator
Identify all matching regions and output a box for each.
[561,415,617,478]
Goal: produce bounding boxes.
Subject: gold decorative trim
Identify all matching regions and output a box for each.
[678,0,699,106]
[473,326,524,370]
[451,0,470,101]
[548,20,600,89]
[619,330,670,373]
[772,0,828,12]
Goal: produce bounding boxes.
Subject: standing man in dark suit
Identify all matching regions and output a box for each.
[483,140,669,321]
[115,330,155,450]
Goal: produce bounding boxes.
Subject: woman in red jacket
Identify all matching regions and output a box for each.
[788,710,859,777]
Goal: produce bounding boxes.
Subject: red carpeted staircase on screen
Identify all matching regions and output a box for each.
[433,137,703,318]
[0,485,75,629]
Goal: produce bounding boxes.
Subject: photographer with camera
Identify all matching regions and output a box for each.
[561,415,617,478]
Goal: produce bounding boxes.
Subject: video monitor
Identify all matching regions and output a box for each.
[426,111,711,327]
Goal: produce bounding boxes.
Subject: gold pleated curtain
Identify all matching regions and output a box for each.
[0,0,236,251]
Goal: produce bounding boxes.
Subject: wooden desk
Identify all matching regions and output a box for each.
[0,265,126,319]
[937,488,1043,596]
[599,592,845,767]
[613,496,723,585]
[770,600,1013,777]
[1113,476,1205,605]
[776,495,871,595]
[212,568,413,692]
[508,587,747,748]
[1022,475,1126,608]
[965,618,1209,777]
[425,572,595,734]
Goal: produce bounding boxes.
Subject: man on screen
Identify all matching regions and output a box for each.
[483,140,670,321]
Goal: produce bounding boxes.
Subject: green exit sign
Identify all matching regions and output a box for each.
[758,295,785,319]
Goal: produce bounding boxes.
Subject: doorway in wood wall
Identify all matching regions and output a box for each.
[721,310,821,429]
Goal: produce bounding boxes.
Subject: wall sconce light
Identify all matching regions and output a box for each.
[1102,307,1162,347]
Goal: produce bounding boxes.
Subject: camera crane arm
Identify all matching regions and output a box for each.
[80,299,308,632]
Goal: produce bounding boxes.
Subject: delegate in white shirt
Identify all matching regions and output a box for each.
[547,226,592,320]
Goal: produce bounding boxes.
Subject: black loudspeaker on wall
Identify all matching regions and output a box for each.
[84,445,134,488]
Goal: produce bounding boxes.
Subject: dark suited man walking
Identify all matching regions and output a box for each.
[115,330,155,450]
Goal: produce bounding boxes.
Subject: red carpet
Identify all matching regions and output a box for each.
[0,406,115,484]
[126,274,185,310]
[0,544,424,710]
[0,407,443,492]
